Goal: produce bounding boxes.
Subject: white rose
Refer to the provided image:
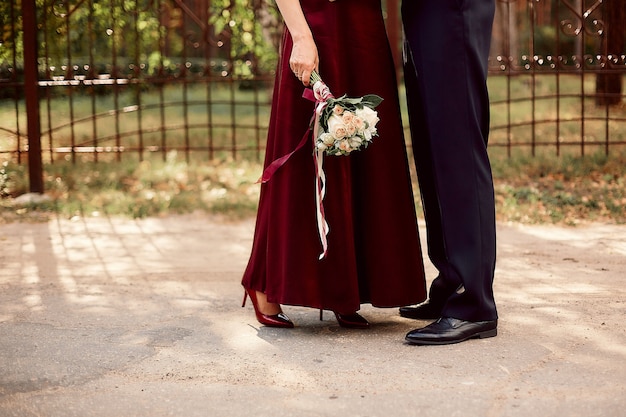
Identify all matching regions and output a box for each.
[349,136,363,148]
[356,106,379,135]
[320,132,335,146]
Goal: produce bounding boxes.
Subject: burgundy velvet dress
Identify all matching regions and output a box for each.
[242,0,426,313]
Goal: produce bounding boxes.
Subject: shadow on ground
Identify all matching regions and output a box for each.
[1,214,625,417]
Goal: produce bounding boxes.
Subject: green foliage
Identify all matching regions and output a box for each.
[0,1,21,65]
[2,149,626,225]
[1,0,281,78]
[0,161,26,197]
[0,153,262,222]
[0,161,12,197]
[208,0,281,77]
[490,149,626,225]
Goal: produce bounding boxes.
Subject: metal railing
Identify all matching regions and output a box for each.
[0,0,625,192]
[488,0,626,157]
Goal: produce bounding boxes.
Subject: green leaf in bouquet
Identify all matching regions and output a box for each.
[360,94,384,108]
[341,97,366,106]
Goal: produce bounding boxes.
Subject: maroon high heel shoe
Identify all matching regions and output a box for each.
[242,289,294,328]
[333,311,370,329]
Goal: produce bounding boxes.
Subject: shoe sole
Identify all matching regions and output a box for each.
[399,313,440,320]
[405,328,497,346]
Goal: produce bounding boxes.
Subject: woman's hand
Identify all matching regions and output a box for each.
[289,35,318,87]
[275,0,319,86]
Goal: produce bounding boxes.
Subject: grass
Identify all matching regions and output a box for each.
[486,74,626,152]
[1,75,625,225]
[489,148,626,225]
[1,147,625,225]
[0,81,272,160]
[0,152,262,223]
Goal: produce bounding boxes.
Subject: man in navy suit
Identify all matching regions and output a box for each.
[400,0,498,345]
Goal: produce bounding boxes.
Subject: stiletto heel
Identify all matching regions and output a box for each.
[320,309,324,321]
[334,312,370,329]
[242,288,294,328]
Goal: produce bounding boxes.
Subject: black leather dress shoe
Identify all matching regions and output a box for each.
[399,300,442,320]
[405,317,497,345]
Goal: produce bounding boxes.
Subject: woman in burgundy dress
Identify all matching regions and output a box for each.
[241,0,426,328]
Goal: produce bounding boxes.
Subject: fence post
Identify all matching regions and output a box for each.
[22,0,43,193]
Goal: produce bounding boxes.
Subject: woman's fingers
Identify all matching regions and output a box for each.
[289,39,318,86]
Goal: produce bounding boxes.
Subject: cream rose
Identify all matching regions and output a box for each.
[352,115,365,132]
[341,111,356,125]
[338,140,352,153]
[327,114,348,140]
[320,132,335,146]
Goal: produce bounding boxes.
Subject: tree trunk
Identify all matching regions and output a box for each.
[595,0,625,106]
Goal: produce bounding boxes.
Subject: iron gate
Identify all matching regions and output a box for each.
[0,0,625,192]
[488,0,626,157]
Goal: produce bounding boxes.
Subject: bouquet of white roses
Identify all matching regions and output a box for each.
[310,71,383,156]
[259,71,384,259]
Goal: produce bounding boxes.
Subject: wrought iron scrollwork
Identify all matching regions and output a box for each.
[560,0,604,37]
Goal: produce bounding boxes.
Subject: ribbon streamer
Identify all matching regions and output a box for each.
[258,80,334,260]
[310,80,334,259]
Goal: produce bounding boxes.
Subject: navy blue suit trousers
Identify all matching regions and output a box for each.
[402,0,498,321]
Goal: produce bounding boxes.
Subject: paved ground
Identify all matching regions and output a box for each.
[0,213,625,417]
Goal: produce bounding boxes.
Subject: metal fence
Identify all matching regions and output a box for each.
[488,0,626,157]
[1,0,625,192]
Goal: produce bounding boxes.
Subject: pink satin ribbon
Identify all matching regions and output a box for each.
[258,81,334,259]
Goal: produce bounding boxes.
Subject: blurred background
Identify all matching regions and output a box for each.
[1,0,625,224]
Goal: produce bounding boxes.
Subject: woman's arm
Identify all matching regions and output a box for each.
[275,0,318,86]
